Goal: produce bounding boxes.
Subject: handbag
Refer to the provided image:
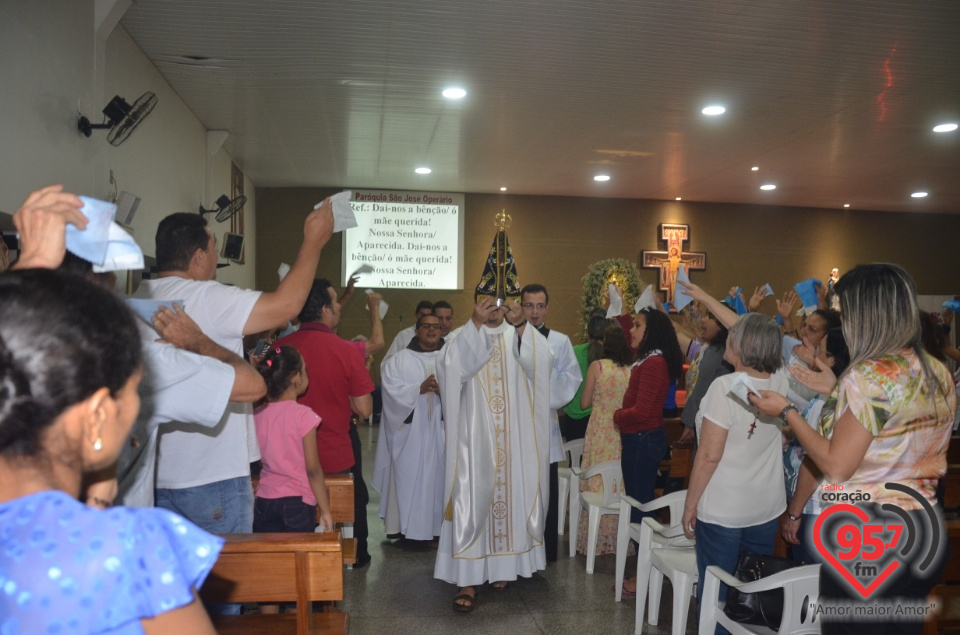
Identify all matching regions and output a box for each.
[722,551,804,630]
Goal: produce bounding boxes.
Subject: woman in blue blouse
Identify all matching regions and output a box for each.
[0,268,221,634]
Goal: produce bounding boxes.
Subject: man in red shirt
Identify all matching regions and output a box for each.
[276,278,375,567]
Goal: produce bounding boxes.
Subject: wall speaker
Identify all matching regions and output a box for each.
[116,191,141,226]
[221,232,244,261]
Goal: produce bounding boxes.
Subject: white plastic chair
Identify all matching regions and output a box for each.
[568,459,623,573]
[614,491,688,602]
[647,530,698,635]
[699,563,821,635]
[557,438,584,535]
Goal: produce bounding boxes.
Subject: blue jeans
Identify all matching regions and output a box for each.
[793,513,821,564]
[253,496,317,533]
[695,517,778,635]
[156,475,254,533]
[620,428,668,523]
[156,476,254,616]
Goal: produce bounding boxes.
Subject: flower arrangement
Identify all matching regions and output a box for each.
[578,258,645,341]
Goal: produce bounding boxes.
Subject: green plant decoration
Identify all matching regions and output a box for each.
[578,259,645,341]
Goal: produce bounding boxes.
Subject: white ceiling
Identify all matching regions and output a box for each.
[121,0,960,213]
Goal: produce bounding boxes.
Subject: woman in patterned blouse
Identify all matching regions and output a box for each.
[752,263,957,635]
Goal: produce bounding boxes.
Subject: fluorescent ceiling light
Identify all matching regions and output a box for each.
[675,197,682,201]
[442,87,466,99]
[760,184,776,191]
[499,187,507,191]
[751,166,759,171]
[933,123,958,133]
[843,204,850,208]
[415,167,432,174]
[594,175,610,182]
[702,105,726,116]
[911,191,928,198]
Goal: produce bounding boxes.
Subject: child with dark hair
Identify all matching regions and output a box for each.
[253,346,334,538]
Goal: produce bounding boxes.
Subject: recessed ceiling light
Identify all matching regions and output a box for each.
[702,105,726,116]
[751,166,759,171]
[843,203,850,208]
[911,191,928,198]
[675,197,682,201]
[499,187,507,192]
[760,184,776,191]
[415,167,432,175]
[441,87,466,99]
[594,175,610,182]
[933,123,958,133]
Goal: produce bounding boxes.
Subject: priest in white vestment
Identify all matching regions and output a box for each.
[373,313,446,540]
[434,296,553,609]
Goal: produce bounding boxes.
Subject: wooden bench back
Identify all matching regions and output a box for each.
[202,533,345,635]
[322,473,355,525]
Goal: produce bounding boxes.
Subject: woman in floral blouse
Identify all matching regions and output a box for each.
[753,263,957,635]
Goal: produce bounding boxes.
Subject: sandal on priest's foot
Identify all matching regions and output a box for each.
[490,580,510,591]
[453,587,477,613]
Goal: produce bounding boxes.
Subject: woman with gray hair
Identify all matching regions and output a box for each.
[679,312,790,623]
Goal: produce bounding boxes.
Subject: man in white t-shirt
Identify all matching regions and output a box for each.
[133,201,333,535]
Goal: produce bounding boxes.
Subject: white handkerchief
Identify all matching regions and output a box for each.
[278,263,291,281]
[364,289,388,319]
[65,196,116,265]
[728,373,763,406]
[761,283,774,297]
[315,191,357,233]
[93,223,144,272]
[606,283,623,319]
[673,265,693,311]
[634,284,657,313]
[352,263,375,277]
[126,298,184,328]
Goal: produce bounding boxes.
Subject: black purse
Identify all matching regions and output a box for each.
[722,552,804,631]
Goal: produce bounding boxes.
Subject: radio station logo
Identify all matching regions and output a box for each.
[813,482,944,600]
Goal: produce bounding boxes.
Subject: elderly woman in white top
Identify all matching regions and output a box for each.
[679,312,789,627]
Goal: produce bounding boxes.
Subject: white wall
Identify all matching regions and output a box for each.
[0,2,256,288]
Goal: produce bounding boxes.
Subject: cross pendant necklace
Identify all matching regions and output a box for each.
[748,415,758,439]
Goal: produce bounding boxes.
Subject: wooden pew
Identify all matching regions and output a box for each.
[320,474,357,566]
[201,532,348,635]
[249,472,357,565]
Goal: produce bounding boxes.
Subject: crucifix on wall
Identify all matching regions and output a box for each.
[641,223,706,303]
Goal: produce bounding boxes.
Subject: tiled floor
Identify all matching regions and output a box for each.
[340,424,696,634]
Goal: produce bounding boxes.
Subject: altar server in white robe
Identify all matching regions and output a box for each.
[373,313,446,540]
[520,283,582,561]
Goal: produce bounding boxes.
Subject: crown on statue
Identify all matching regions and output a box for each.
[494,209,512,231]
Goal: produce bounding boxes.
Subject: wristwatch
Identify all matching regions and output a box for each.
[778,403,799,422]
[787,512,801,521]
[511,318,527,328]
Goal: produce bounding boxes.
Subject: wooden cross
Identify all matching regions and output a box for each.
[641,224,706,303]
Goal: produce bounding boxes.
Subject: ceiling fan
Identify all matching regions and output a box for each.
[199,194,247,223]
[77,92,158,146]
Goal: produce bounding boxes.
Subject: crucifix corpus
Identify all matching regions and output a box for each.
[641,223,706,303]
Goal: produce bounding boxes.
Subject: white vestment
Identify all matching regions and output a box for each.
[372,345,445,540]
[433,320,553,586]
[382,325,416,365]
[541,328,583,461]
